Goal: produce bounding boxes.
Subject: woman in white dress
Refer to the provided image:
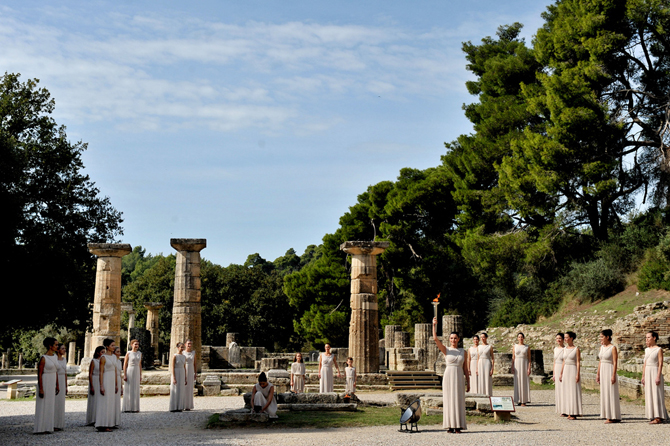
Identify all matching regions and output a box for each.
[318,344,341,393]
[552,333,566,416]
[95,339,118,432]
[433,317,469,433]
[169,342,187,412]
[183,340,196,411]
[123,339,142,412]
[597,329,621,423]
[642,330,668,424]
[477,333,494,396]
[86,346,104,426]
[113,346,123,427]
[290,353,306,393]
[34,337,59,434]
[345,357,356,394]
[54,343,68,431]
[560,331,582,420]
[512,332,531,406]
[468,335,479,394]
[251,372,278,418]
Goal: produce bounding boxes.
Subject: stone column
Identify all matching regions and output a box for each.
[340,241,389,374]
[87,243,132,358]
[415,323,436,371]
[144,302,163,360]
[226,333,239,347]
[384,325,401,349]
[169,238,206,372]
[442,314,464,348]
[394,332,410,348]
[67,342,76,366]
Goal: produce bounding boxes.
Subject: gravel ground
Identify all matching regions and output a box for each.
[1,389,668,445]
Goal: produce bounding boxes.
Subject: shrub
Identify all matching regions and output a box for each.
[637,251,670,292]
[563,258,625,302]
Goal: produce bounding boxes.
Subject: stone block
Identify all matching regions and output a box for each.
[203,374,222,396]
[140,385,170,395]
[219,410,269,423]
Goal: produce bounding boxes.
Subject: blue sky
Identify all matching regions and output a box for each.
[1,0,553,265]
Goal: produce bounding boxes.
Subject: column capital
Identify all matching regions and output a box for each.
[340,241,389,256]
[144,302,164,310]
[88,243,132,257]
[170,238,206,252]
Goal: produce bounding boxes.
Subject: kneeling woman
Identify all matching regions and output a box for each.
[251,372,278,418]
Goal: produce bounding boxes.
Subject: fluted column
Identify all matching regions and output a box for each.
[169,238,206,372]
[144,302,163,360]
[340,241,389,373]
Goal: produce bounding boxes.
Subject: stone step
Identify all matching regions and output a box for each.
[277,403,357,411]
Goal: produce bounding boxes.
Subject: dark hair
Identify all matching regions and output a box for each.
[480,333,488,338]
[176,342,184,348]
[258,372,268,383]
[647,331,659,341]
[566,331,577,340]
[43,337,57,349]
[347,357,353,361]
[473,335,480,341]
[293,353,303,363]
[517,332,525,339]
[601,329,613,341]
[103,338,114,348]
[94,346,105,359]
[130,339,139,345]
[449,331,460,339]
[556,333,564,339]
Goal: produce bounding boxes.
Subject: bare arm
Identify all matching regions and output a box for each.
[575,348,581,383]
[511,347,516,373]
[262,386,275,412]
[611,346,618,385]
[99,356,106,395]
[37,357,45,398]
[463,351,470,393]
[123,354,129,381]
[88,361,95,394]
[432,318,446,355]
[656,349,663,385]
[170,355,176,384]
[642,354,646,386]
[318,355,322,378]
[490,347,495,376]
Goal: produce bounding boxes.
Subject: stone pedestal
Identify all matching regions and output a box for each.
[267,369,291,393]
[442,314,463,348]
[260,357,288,372]
[394,332,410,348]
[384,325,401,349]
[340,241,389,374]
[202,374,222,396]
[67,342,76,366]
[87,243,132,358]
[169,239,206,372]
[144,302,163,360]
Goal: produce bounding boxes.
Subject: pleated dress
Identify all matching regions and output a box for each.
[644,346,669,420]
[86,358,100,425]
[553,347,564,414]
[599,345,621,420]
[562,347,582,416]
[513,344,531,404]
[442,347,467,430]
[34,354,58,433]
[169,353,187,411]
[253,383,278,418]
[54,357,67,430]
[184,350,195,410]
[468,346,479,394]
[122,351,141,412]
[95,354,117,429]
[477,344,493,396]
[291,362,305,393]
[345,366,356,393]
[114,356,122,426]
[319,353,334,393]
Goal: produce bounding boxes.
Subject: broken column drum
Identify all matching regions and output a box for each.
[442,314,464,348]
[169,238,206,373]
[340,241,389,374]
[144,302,163,360]
[88,243,132,358]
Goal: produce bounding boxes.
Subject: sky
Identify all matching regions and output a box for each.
[1,0,553,266]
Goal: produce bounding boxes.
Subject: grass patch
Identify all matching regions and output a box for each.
[530,382,555,391]
[617,370,642,380]
[207,406,496,429]
[1,396,34,402]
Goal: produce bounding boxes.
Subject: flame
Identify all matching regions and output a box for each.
[432,293,440,303]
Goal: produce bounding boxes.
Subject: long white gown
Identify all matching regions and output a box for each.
[599,345,621,420]
[123,351,142,412]
[291,362,306,393]
[86,358,100,425]
[345,366,356,393]
[319,353,335,393]
[644,346,669,420]
[253,382,278,418]
[114,356,122,426]
[34,354,58,433]
[477,344,493,396]
[513,344,531,404]
[95,354,117,428]
[169,354,187,411]
[184,350,195,410]
[468,347,479,394]
[553,347,564,414]
[562,347,582,416]
[54,356,67,430]
[442,347,466,430]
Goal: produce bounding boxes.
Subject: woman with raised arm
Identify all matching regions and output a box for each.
[597,329,621,423]
[433,317,469,433]
[477,333,494,397]
[86,346,104,426]
[34,337,59,434]
[560,331,582,420]
[642,331,668,424]
[123,339,142,413]
[95,339,118,432]
[183,340,196,411]
[54,343,68,431]
[512,332,531,406]
[468,335,479,394]
[318,344,341,393]
[553,333,566,416]
[169,342,187,412]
